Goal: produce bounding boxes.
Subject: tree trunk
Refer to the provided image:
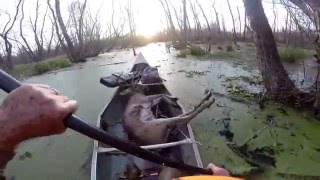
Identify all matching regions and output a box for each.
[159,0,179,42]
[189,0,201,41]
[78,0,87,59]
[6,55,13,70]
[212,2,221,34]
[284,10,289,43]
[221,14,226,35]
[171,5,182,31]
[126,0,137,56]
[55,0,85,62]
[195,0,211,50]
[183,0,187,46]
[48,0,70,59]
[237,6,242,39]
[243,11,247,40]
[0,0,22,70]
[20,0,39,61]
[4,39,14,70]
[286,16,293,47]
[243,0,296,94]
[227,0,237,42]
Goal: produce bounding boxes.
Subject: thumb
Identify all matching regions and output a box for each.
[64,100,78,114]
[207,163,230,176]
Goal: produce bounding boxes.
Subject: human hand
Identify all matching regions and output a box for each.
[207,163,230,176]
[0,84,77,150]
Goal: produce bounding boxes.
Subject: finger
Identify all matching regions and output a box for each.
[38,86,61,95]
[50,88,61,95]
[64,100,78,113]
[207,163,215,174]
[207,163,230,176]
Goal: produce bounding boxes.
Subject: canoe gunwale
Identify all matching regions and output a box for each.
[91,85,121,180]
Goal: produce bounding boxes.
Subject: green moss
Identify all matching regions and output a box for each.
[225,77,239,81]
[192,94,320,177]
[226,84,255,102]
[9,55,71,79]
[225,75,262,85]
[178,69,210,78]
[190,45,206,56]
[279,47,311,63]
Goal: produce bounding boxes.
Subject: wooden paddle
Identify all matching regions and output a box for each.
[0,70,212,175]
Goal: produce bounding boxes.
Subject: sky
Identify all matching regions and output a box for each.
[0,0,288,52]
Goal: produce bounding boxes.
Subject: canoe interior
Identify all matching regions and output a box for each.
[94,58,201,180]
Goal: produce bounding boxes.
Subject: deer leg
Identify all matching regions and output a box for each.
[178,91,212,117]
[156,98,215,126]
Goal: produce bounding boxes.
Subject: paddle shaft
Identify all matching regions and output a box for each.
[0,70,212,175]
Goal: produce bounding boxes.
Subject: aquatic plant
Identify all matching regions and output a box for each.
[190,45,206,56]
[279,47,310,63]
[10,56,72,78]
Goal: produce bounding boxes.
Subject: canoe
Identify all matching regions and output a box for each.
[91,53,203,180]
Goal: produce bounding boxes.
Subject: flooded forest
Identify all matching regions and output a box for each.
[0,0,320,179]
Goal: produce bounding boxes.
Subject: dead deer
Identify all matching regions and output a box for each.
[121,85,214,145]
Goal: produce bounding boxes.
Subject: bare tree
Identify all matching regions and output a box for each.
[243,9,247,40]
[286,14,293,47]
[284,9,289,43]
[195,0,212,50]
[237,6,242,38]
[272,0,277,33]
[19,0,49,62]
[182,0,187,46]
[189,0,201,40]
[68,0,88,60]
[288,0,320,24]
[280,0,314,46]
[125,0,136,56]
[47,0,68,57]
[221,13,227,35]
[195,0,210,32]
[30,0,48,60]
[19,0,38,61]
[227,0,236,42]
[212,1,221,34]
[110,0,125,37]
[159,0,179,41]
[46,23,55,56]
[0,0,22,70]
[53,0,85,62]
[168,1,183,32]
[48,0,105,62]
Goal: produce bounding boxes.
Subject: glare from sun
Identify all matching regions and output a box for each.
[134,0,163,38]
